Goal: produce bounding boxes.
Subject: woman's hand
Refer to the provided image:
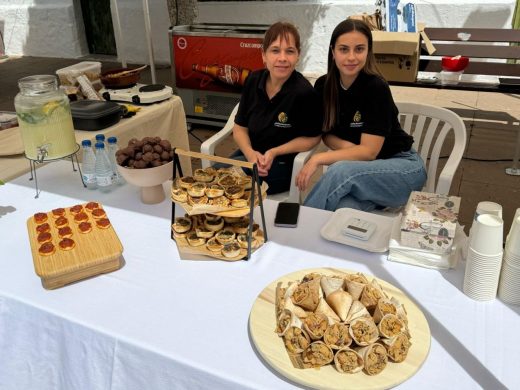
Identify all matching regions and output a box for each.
[246,150,269,176]
[260,149,278,173]
[296,157,320,191]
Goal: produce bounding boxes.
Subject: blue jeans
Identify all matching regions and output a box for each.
[215,150,294,195]
[303,149,427,211]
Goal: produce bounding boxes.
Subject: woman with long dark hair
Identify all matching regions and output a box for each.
[231,21,322,194]
[296,19,427,211]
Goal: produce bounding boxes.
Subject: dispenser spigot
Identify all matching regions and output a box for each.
[36,144,50,163]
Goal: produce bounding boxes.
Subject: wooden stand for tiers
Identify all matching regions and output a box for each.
[170,148,268,260]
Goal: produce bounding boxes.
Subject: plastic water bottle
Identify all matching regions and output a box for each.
[95,133,105,145]
[94,142,113,193]
[81,140,97,190]
[107,136,124,185]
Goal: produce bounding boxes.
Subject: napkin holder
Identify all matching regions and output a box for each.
[400,191,461,254]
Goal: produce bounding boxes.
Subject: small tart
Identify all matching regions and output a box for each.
[223,215,246,224]
[209,196,230,207]
[51,208,66,218]
[187,182,207,197]
[58,237,76,251]
[91,208,106,219]
[205,184,225,198]
[237,233,262,249]
[78,222,92,234]
[204,213,221,222]
[215,229,236,244]
[217,167,235,176]
[171,188,188,203]
[34,212,48,224]
[218,174,237,187]
[95,218,111,229]
[179,176,196,189]
[172,217,192,233]
[203,166,217,176]
[37,231,52,244]
[236,233,250,249]
[85,202,100,212]
[196,227,214,238]
[193,169,215,183]
[242,190,252,201]
[252,223,260,236]
[236,176,252,190]
[230,220,250,234]
[204,217,224,232]
[230,198,248,208]
[173,230,188,239]
[38,242,56,256]
[73,212,89,223]
[54,216,69,228]
[221,242,241,258]
[206,237,223,252]
[225,185,245,199]
[69,204,84,215]
[58,226,73,238]
[186,232,206,247]
[36,222,51,234]
[188,195,208,206]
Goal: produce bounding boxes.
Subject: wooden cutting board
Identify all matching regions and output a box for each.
[0,126,24,156]
[27,202,123,289]
[249,268,431,390]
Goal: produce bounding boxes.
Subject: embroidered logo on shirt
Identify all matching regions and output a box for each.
[275,112,292,128]
[350,110,364,128]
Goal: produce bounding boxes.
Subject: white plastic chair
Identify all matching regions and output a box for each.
[200,103,318,203]
[395,102,467,195]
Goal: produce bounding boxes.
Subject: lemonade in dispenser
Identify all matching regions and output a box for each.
[14,75,77,161]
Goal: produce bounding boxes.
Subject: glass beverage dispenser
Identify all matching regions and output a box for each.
[14,75,77,161]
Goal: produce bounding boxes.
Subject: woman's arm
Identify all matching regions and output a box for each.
[232,124,268,176]
[262,135,322,171]
[296,133,384,191]
[323,133,356,150]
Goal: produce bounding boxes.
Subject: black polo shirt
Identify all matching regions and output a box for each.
[314,72,413,159]
[235,69,322,162]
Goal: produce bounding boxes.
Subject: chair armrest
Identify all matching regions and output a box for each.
[200,126,234,168]
[286,143,320,203]
[200,103,240,168]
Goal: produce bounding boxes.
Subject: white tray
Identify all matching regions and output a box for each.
[320,208,398,252]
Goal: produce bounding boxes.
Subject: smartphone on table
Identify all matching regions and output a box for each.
[274,202,300,228]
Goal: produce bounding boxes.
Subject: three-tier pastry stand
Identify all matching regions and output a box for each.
[170,148,268,260]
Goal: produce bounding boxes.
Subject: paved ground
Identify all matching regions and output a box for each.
[1,56,519,232]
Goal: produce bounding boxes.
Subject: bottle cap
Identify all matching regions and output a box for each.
[95,142,105,149]
[81,140,92,147]
[95,134,105,141]
[107,136,117,144]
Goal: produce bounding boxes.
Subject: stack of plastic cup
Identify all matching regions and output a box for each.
[463,201,503,260]
[498,213,520,305]
[463,214,504,301]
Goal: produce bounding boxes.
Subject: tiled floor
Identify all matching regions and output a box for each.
[1,56,519,232]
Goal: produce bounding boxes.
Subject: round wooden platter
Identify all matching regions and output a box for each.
[249,268,431,390]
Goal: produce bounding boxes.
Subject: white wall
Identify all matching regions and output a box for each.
[195,0,516,74]
[0,0,88,58]
[0,0,516,74]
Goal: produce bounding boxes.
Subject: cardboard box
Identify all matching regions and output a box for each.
[372,27,435,82]
[399,191,461,254]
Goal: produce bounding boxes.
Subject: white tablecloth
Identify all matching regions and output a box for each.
[0,161,518,390]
